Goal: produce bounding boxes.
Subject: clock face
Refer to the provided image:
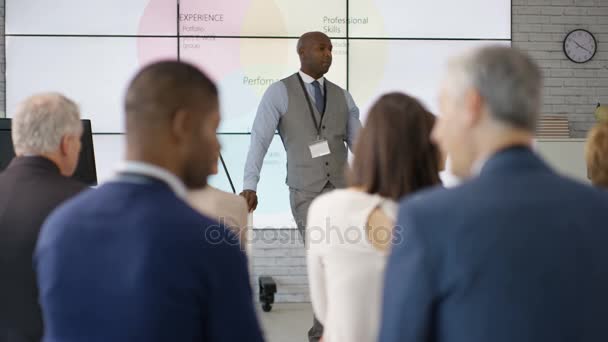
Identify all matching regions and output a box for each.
[564,29,597,63]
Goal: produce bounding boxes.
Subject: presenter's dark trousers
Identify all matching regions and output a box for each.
[289,182,335,342]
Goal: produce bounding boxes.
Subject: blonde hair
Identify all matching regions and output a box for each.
[585,123,608,188]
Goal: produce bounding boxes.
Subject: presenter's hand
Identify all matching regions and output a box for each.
[239,190,258,212]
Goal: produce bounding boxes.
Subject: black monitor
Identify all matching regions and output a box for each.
[0,119,14,172]
[0,118,98,185]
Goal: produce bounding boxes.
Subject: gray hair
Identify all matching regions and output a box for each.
[446,45,542,131]
[12,93,82,155]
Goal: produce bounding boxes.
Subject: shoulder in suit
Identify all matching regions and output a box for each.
[380,147,608,342]
[0,156,86,342]
[35,179,263,342]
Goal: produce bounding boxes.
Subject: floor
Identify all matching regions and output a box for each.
[259,303,313,342]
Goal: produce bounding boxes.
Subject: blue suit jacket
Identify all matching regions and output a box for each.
[380,147,608,342]
[35,178,264,342]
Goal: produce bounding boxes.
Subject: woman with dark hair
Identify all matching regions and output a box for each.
[306,92,442,342]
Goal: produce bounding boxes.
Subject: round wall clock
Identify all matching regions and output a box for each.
[563,29,597,63]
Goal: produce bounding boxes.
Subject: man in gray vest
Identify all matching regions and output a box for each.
[241,31,361,342]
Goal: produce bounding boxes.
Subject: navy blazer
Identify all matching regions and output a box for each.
[380,147,608,342]
[35,177,264,342]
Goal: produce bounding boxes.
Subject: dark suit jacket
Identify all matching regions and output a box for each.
[0,157,86,342]
[380,146,608,342]
[34,176,264,342]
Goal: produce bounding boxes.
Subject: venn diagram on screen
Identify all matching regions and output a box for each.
[137,0,389,133]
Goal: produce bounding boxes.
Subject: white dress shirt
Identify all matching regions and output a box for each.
[114,161,187,199]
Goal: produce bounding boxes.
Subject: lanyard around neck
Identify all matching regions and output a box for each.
[296,73,327,138]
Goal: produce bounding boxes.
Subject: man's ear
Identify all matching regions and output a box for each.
[59,135,70,157]
[463,89,484,127]
[297,43,306,59]
[171,109,192,142]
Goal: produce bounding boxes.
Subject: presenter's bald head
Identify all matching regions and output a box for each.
[297,31,333,79]
[124,61,220,189]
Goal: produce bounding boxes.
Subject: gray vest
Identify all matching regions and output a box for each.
[278,73,349,192]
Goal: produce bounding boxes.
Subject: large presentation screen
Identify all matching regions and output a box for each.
[6,0,511,228]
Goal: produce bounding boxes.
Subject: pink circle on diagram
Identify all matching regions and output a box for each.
[179,0,251,36]
[136,0,258,81]
[138,0,177,36]
[137,0,179,67]
[135,0,300,132]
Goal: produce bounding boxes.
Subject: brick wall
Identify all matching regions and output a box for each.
[512,0,608,137]
[250,229,309,303]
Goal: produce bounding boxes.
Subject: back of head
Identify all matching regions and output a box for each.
[448,45,542,131]
[436,46,542,179]
[124,61,220,189]
[12,93,82,156]
[586,123,608,188]
[125,61,218,137]
[349,92,442,200]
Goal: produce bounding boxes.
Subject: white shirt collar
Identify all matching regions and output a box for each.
[299,70,325,87]
[471,156,489,176]
[114,161,188,199]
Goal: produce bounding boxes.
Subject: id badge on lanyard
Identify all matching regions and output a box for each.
[309,138,331,158]
[297,74,332,159]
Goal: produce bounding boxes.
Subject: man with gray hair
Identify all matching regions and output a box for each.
[0,93,86,342]
[380,46,608,342]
